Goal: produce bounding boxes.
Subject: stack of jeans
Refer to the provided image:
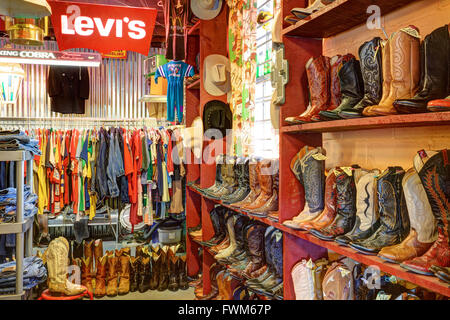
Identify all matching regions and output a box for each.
[0,256,47,294]
[0,130,41,155]
[0,185,38,223]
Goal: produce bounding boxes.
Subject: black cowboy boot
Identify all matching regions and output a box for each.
[223,157,251,204]
[310,166,359,240]
[340,37,383,118]
[197,154,226,194]
[203,155,231,198]
[350,167,410,255]
[394,25,450,113]
[200,206,227,247]
[209,156,239,199]
[138,256,151,293]
[319,58,364,120]
[157,247,170,291]
[178,255,189,290]
[168,254,179,291]
[335,169,381,246]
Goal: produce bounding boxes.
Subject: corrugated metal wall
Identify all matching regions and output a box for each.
[0,38,164,119]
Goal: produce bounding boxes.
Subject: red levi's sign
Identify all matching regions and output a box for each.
[47,1,157,56]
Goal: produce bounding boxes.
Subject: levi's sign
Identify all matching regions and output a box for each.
[47,1,157,56]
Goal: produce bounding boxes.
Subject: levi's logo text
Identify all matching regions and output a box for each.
[48,1,157,56]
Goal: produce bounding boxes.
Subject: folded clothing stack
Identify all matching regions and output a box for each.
[0,256,47,295]
[0,185,38,223]
[0,130,41,155]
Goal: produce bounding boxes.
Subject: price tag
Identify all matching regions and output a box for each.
[306,259,314,269]
[341,167,353,176]
[169,232,176,240]
[312,153,327,161]
[275,231,282,242]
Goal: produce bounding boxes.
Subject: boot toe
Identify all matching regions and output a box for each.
[400,259,434,275]
[393,99,428,114]
[318,110,340,120]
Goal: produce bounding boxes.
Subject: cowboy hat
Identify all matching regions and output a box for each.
[191,0,223,20]
[203,100,232,137]
[203,54,231,96]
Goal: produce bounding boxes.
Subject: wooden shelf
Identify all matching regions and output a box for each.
[188,21,201,36]
[187,79,200,90]
[282,0,420,38]
[281,111,450,134]
[188,186,450,297]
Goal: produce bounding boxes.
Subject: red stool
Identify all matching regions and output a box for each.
[38,286,93,300]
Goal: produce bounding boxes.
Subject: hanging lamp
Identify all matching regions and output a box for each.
[1,0,52,46]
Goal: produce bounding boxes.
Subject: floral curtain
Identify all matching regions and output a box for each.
[227,0,257,157]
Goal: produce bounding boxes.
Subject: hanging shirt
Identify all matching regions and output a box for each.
[155,61,194,122]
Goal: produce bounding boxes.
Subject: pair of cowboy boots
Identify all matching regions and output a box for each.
[283,146,326,229]
[167,244,188,291]
[241,159,279,217]
[285,53,354,123]
[205,155,239,199]
[104,248,131,297]
[198,206,227,247]
[400,150,449,275]
[72,239,103,295]
[45,237,85,296]
[222,157,251,204]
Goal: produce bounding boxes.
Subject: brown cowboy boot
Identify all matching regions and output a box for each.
[231,158,261,207]
[364,27,420,116]
[157,246,170,291]
[94,254,108,298]
[129,256,141,292]
[285,55,330,124]
[80,257,94,293]
[241,160,274,211]
[106,253,119,297]
[83,239,94,281]
[149,253,161,290]
[118,254,131,295]
[93,239,103,269]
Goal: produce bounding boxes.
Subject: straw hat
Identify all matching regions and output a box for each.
[191,0,223,20]
[203,54,231,96]
[182,116,203,159]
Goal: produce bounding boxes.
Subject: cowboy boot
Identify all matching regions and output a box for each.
[198,264,221,300]
[36,214,51,247]
[364,27,421,116]
[378,169,437,263]
[249,160,279,217]
[106,253,119,296]
[46,237,85,296]
[340,37,383,118]
[401,149,450,275]
[178,255,189,290]
[220,216,251,264]
[118,255,131,295]
[83,239,94,279]
[310,167,358,240]
[227,223,256,278]
[80,257,94,293]
[285,56,330,124]
[242,224,268,279]
[241,159,276,211]
[283,146,325,228]
[350,167,410,254]
[205,155,235,199]
[93,239,103,271]
[168,253,179,291]
[394,25,450,113]
[428,95,450,112]
[215,214,238,260]
[223,157,251,204]
[94,254,107,298]
[296,169,338,231]
[196,154,225,194]
[231,158,262,207]
[200,206,227,247]
[129,256,141,292]
[215,270,226,300]
[138,256,151,292]
[157,246,170,291]
[335,169,381,246]
[246,227,277,285]
[319,57,364,120]
[149,253,161,290]
[71,240,84,260]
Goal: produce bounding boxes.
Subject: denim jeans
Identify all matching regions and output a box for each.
[0,256,47,293]
[0,131,30,144]
[95,130,109,199]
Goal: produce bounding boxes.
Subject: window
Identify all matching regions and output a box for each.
[251,0,279,159]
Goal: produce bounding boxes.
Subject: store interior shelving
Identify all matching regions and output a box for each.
[282,0,421,38]
[185,0,450,300]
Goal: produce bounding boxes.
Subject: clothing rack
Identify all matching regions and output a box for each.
[0,117,185,131]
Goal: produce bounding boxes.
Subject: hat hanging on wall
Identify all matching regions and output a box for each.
[203,54,231,96]
[191,0,223,20]
[203,100,232,137]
